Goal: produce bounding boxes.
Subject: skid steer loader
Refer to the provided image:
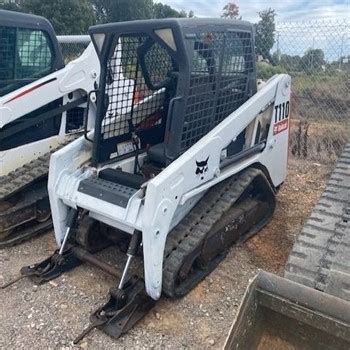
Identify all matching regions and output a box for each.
[0,10,133,247]
[4,18,291,342]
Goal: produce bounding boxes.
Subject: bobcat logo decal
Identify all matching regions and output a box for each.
[196,157,209,175]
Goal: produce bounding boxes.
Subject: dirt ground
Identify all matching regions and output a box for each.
[0,157,333,349]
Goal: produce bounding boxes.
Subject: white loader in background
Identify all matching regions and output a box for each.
[0,10,132,246]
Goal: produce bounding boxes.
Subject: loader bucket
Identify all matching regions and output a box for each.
[225,271,350,350]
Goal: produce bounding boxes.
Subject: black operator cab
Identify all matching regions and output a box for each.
[0,10,84,152]
[89,18,256,167]
[0,9,64,97]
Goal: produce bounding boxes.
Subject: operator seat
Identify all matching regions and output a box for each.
[147,143,166,166]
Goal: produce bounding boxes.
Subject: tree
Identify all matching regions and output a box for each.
[272,52,303,71]
[92,0,154,23]
[300,48,325,72]
[221,2,240,19]
[153,2,186,18]
[3,0,96,34]
[178,9,187,18]
[0,0,23,11]
[92,0,193,23]
[279,54,302,71]
[255,8,276,61]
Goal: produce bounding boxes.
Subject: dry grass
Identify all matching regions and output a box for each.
[289,118,348,163]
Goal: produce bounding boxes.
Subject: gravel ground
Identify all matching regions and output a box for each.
[0,158,332,349]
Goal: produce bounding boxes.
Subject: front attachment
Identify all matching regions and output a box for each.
[75,276,155,343]
[225,271,350,349]
[20,247,81,284]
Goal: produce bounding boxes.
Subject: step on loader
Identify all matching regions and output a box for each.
[3,18,291,342]
[225,146,350,349]
[0,10,133,247]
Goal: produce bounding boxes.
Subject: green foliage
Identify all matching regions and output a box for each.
[92,0,192,23]
[255,8,276,60]
[256,62,285,80]
[0,2,23,12]
[221,2,240,19]
[0,0,194,34]
[153,2,185,18]
[92,0,153,23]
[300,48,325,72]
[1,0,95,34]
[272,49,326,74]
[2,0,193,33]
[179,9,188,17]
[280,54,302,71]
[293,70,348,95]
[272,53,302,71]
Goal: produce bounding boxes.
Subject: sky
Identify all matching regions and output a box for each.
[157,0,350,22]
[158,0,350,62]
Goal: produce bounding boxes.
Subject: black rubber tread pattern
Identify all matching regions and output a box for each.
[0,136,78,201]
[0,135,79,247]
[0,154,50,200]
[0,220,52,248]
[285,144,350,302]
[162,167,266,298]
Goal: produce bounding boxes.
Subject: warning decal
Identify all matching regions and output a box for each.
[273,119,289,135]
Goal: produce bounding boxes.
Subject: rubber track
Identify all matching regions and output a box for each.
[162,167,264,297]
[285,144,350,302]
[0,220,53,248]
[0,136,78,201]
[0,135,80,247]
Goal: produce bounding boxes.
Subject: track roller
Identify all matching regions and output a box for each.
[75,214,112,253]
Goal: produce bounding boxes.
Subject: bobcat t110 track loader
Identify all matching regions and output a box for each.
[11,18,291,342]
[0,10,133,246]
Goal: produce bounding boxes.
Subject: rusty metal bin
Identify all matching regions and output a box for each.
[225,271,350,350]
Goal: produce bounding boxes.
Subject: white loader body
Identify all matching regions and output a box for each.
[49,74,291,300]
[0,43,99,175]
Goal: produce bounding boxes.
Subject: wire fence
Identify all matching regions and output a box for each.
[58,18,350,163]
[57,35,90,63]
[260,19,350,163]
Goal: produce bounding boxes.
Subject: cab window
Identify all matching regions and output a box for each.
[0,26,16,84]
[192,50,210,74]
[221,34,246,74]
[0,26,54,97]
